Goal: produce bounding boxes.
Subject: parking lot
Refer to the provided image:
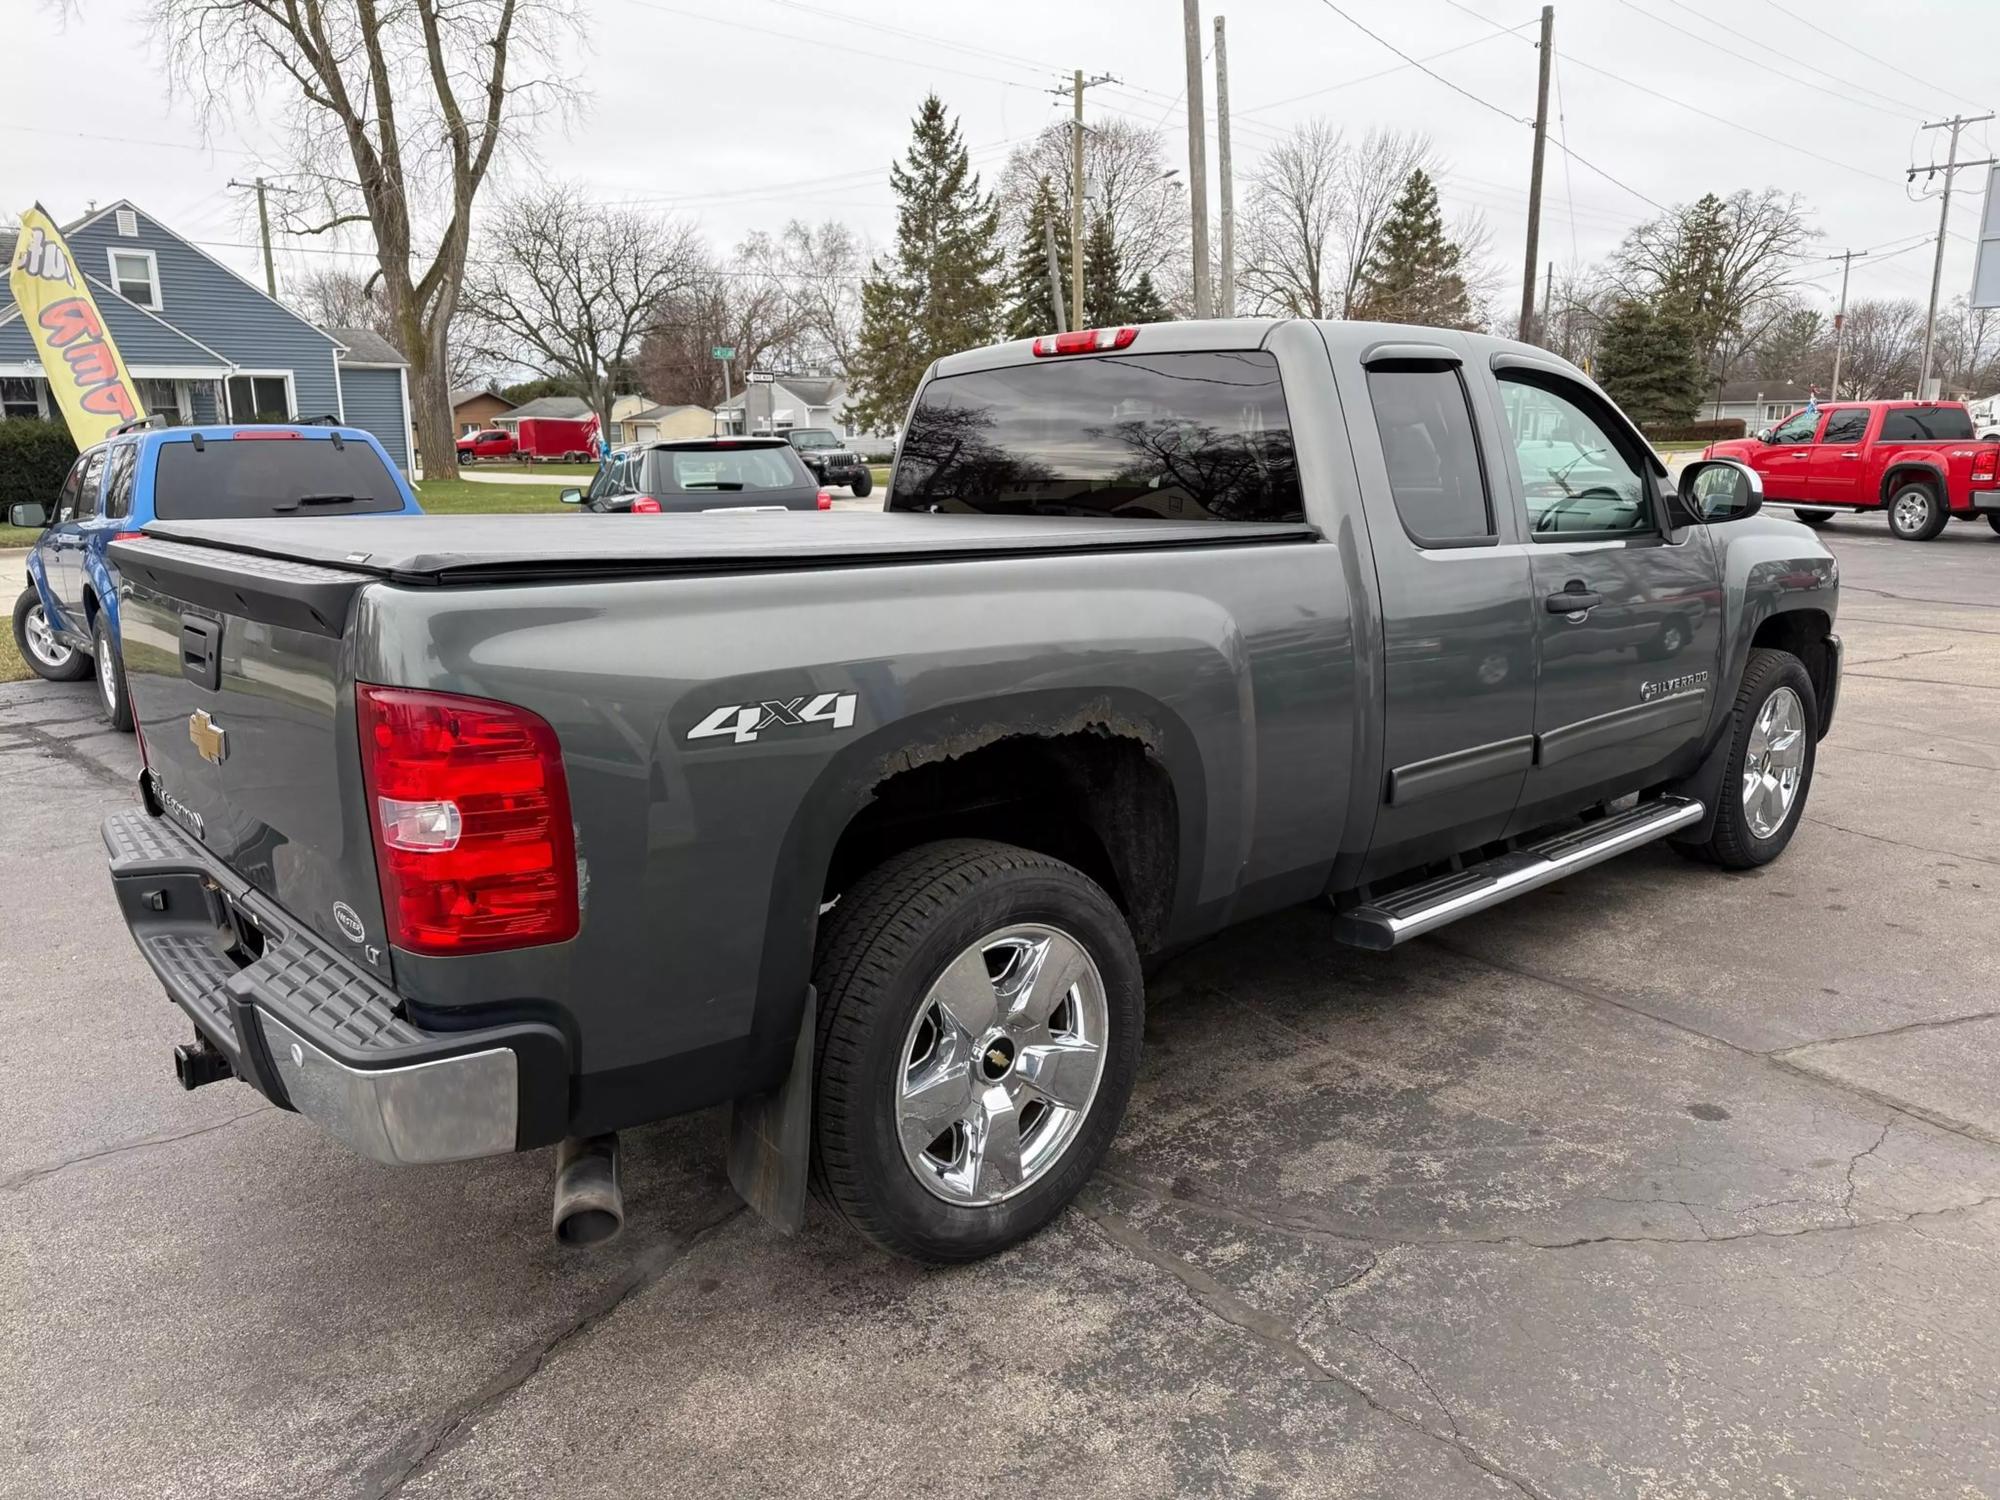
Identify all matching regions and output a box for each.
[6,514,1999,1500]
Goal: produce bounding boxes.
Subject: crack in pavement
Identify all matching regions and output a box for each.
[360,1199,748,1500]
[1080,1202,1555,1500]
[1841,1121,1894,1220]
[1844,645,1958,667]
[0,1104,272,1192]
[0,717,133,789]
[1802,815,2000,870]
[1773,1007,2000,1056]
[1843,671,2000,692]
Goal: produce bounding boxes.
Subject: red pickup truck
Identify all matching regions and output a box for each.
[1705,400,2000,541]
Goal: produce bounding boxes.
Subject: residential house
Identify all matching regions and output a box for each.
[492,394,594,434]
[615,403,714,445]
[0,200,415,468]
[452,386,512,436]
[1705,379,1817,429]
[714,371,898,456]
[327,327,413,470]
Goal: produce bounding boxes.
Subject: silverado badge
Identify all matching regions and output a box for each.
[188,709,228,765]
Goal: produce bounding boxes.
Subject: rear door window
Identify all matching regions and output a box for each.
[73,448,108,520]
[1819,408,1869,445]
[1881,406,1974,440]
[888,350,1302,522]
[102,443,138,519]
[1364,364,1493,545]
[151,437,404,519]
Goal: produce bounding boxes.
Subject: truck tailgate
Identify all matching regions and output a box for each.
[113,538,393,982]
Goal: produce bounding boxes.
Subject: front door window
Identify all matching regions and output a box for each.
[1499,378,1652,538]
[1769,408,1820,444]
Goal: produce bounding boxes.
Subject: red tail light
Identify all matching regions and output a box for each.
[631,495,661,513]
[1975,449,1998,482]
[114,530,145,541]
[232,429,301,440]
[816,489,832,510]
[1031,326,1138,357]
[356,685,578,956]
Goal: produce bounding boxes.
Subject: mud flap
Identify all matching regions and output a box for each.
[726,986,814,1233]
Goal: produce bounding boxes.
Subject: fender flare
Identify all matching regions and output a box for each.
[1879,461,1947,505]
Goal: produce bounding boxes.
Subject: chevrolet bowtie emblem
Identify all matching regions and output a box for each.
[188,709,227,765]
[987,1047,1010,1070]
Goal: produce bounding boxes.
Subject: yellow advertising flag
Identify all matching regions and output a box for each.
[8,204,145,446]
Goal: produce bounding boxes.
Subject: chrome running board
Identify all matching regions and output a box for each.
[1331,795,1705,951]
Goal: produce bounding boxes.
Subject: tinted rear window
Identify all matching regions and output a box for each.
[152,438,405,520]
[888,350,1302,522]
[653,445,808,492]
[1880,406,1973,441]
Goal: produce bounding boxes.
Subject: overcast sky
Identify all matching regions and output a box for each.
[6,0,1995,322]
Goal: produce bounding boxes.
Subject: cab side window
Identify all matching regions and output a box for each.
[1498,375,1652,538]
[73,448,108,521]
[103,444,138,520]
[1769,408,1820,444]
[1363,363,1495,546]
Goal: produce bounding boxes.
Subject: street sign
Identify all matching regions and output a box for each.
[746,370,776,384]
[1973,164,2000,309]
[711,345,735,360]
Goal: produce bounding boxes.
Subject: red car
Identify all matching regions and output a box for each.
[456,428,517,463]
[1705,400,2000,541]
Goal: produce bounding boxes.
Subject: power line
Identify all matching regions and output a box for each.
[1310,0,1530,126]
[1617,0,1918,122]
[1758,0,1991,113]
[1235,19,1538,118]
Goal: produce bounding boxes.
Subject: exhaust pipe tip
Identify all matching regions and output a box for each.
[552,1133,624,1247]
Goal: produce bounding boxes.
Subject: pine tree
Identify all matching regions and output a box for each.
[1351,169,1475,330]
[1595,299,1706,426]
[848,95,1004,431]
[1082,212,1124,328]
[1003,178,1069,339]
[1123,270,1169,325]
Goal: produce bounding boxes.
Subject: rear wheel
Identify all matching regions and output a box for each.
[1791,507,1833,527]
[1676,648,1816,869]
[12,587,89,682]
[92,613,133,732]
[1985,514,2000,536]
[810,839,1143,1262]
[1887,481,1947,541]
[851,471,874,499]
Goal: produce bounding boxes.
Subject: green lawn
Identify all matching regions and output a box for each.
[414,478,579,514]
[0,627,28,683]
[1,525,39,548]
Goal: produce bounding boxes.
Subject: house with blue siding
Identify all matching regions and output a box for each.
[0,200,414,470]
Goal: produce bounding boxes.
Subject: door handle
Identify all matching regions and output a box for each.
[1545,583,1603,615]
[1837,452,1860,460]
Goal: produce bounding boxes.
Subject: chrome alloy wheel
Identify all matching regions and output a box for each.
[1742,685,1806,839]
[22,604,73,670]
[895,923,1109,1206]
[97,635,117,716]
[1891,488,1933,536]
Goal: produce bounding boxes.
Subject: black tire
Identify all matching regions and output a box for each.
[1676,647,1817,870]
[1791,507,1833,528]
[12,586,90,682]
[1886,479,1947,541]
[810,838,1143,1263]
[1985,513,2000,536]
[850,471,873,499]
[92,613,133,732]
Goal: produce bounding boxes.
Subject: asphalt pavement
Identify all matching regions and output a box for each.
[6,511,2000,1498]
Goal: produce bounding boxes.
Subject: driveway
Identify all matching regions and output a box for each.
[4,514,1998,1498]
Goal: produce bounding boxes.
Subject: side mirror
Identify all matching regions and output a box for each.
[558,487,583,506]
[1679,458,1763,524]
[1754,427,1773,444]
[8,501,50,529]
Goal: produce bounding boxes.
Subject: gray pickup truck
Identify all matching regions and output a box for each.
[102,319,1840,1262]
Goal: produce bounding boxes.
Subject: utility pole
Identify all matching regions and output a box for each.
[1051,71,1117,330]
[1826,247,1870,398]
[1518,5,1554,343]
[228,176,278,297]
[1543,260,1554,351]
[1909,113,1996,395]
[1214,15,1235,318]
[1183,0,1212,319]
[1043,215,1070,334]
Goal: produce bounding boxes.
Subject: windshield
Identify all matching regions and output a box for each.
[152,436,405,519]
[789,430,838,449]
[661,446,806,491]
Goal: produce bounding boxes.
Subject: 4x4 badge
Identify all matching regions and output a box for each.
[188,709,227,765]
[687,692,857,745]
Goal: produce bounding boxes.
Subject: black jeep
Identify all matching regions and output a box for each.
[786,428,872,497]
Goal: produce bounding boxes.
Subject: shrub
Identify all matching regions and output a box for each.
[1642,418,1746,444]
[0,418,78,512]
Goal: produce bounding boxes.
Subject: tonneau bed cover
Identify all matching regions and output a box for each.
[132,511,1319,586]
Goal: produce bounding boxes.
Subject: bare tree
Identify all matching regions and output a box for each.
[1836,298,1923,398]
[1237,122,1432,319]
[1934,296,2000,394]
[294,265,489,389]
[461,186,704,436]
[1000,117,1189,309]
[636,242,804,412]
[151,0,576,477]
[772,220,863,372]
[1611,188,1815,370]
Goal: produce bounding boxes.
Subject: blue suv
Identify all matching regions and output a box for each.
[9,421,421,730]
